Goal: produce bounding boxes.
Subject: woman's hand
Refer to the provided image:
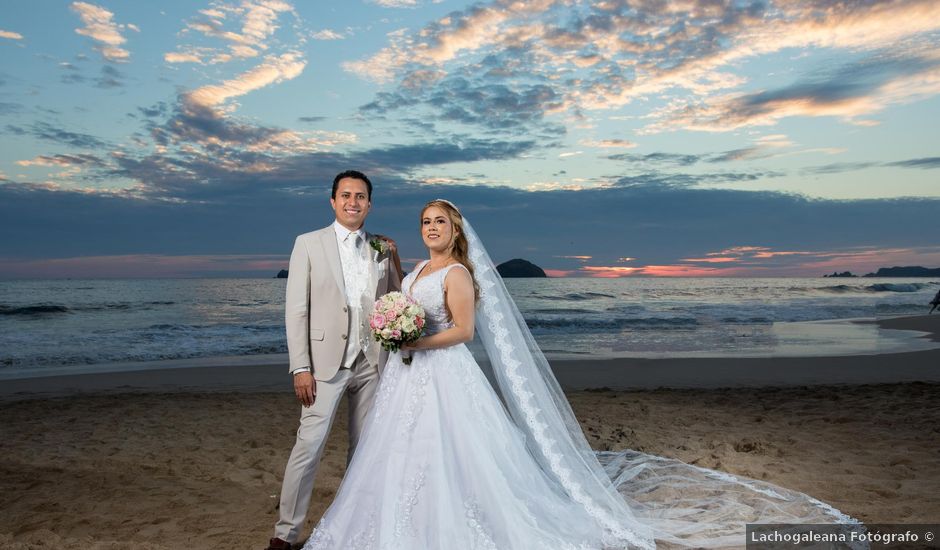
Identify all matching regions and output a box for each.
[400,339,421,352]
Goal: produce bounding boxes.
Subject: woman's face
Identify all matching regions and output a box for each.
[421,205,456,254]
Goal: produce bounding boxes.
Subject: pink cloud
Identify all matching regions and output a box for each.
[542,245,940,278]
[580,266,643,278]
[680,256,741,263]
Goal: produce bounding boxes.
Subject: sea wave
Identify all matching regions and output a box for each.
[0,304,71,315]
[806,282,935,294]
[865,283,932,293]
[527,316,699,330]
[1,322,286,367]
[0,301,177,316]
[540,291,618,301]
[529,308,597,315]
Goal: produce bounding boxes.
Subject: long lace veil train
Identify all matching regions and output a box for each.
[460,214,858,549]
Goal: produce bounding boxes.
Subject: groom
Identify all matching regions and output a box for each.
[267,170,403,550]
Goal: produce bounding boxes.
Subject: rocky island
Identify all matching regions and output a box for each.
[496,258,547,278]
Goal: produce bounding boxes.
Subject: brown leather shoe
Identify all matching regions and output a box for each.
[265,537,293,550]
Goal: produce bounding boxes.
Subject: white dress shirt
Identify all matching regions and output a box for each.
[333,220,371,369]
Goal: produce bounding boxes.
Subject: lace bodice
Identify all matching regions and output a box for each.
[403,260,467,336]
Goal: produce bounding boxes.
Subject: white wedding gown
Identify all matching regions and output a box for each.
[304,262,624,549]
[303,240,858,549]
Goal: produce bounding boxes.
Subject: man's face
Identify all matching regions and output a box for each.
[331,177,371,230]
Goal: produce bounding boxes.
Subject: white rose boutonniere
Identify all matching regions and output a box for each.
[369,238,389,256]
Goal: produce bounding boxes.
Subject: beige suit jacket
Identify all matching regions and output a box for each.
[285,225,402,381]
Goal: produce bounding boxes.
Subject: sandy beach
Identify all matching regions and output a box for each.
[1,314,939,549]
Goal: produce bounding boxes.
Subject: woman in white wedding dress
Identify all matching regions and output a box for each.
[303,200,857,550]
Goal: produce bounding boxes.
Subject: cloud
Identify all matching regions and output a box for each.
[166,0,295,64]
[164,50,206,64]
[342,0,940,136]
[805,156,940,175]
[608,152,703,167]
[311,29,344,40]
[353,138,538,171]
[5,122,109,149]
[3,173,940,277]
[578,264,752,277]
[372,0,418,7]
[95,64,126,88]
[0,102,23,115]
[0,29,24,40]
[16,154,104,167]
[138,102,169,118]
[608,134,804,168]
[151,51,340,157]
[642,49,940,133]
[579,139,636,149]
[70,2,134,62]
[362,76,567,133]
[183,52,305,108]
[887,157,940,169]
[611,170,785,189]
[0,254,288,278]
[101,132,533,203]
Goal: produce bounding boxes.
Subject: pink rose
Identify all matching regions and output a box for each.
[391,329,402,339]
[371,313,386,329]
[385,310,398,322]
[416,317,424,328]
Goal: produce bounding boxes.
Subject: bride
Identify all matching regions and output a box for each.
[302,200,855,549]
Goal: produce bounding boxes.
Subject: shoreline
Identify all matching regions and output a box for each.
[1,314,938,401]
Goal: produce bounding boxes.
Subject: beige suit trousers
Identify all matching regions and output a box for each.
[274,351,379,543]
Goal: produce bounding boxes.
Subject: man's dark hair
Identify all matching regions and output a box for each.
[332,170,373,199]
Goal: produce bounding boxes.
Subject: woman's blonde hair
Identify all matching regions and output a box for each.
[421,200,480,302]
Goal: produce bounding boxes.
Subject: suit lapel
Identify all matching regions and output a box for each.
[321,228,346,295]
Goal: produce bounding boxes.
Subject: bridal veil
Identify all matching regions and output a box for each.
[459,213,858,549]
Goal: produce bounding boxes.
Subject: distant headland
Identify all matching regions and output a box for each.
[824,266,940,278]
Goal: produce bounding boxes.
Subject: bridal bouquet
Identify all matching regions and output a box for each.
[370,291,425,365]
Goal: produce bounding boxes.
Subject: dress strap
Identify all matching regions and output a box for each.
[441,262,468,275]
[439,262,469,289]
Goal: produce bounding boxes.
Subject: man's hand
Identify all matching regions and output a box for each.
[293,371,316,407]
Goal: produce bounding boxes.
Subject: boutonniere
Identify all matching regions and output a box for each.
[369,238,388,256]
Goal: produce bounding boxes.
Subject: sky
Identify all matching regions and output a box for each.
[1,0,939,278]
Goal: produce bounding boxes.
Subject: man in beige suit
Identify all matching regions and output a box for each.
[267,170,403,550]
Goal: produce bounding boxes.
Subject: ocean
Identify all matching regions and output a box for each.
[1,277,939,375]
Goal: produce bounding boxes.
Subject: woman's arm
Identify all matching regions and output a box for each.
[403,266,475,350]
